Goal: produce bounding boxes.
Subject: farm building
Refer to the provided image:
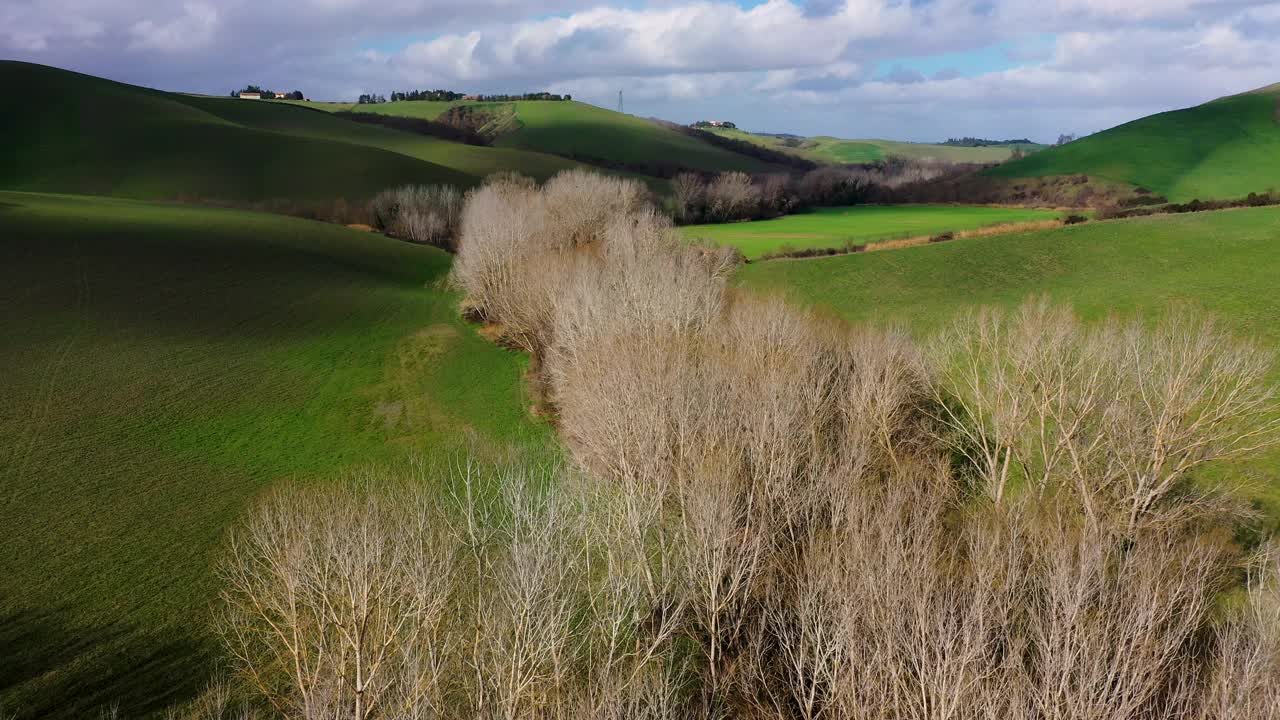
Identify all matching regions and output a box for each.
[238,91,261,100]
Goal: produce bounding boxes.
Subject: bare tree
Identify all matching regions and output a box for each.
[671,173,706,223]
[1199,546,1280,719]
[705,172,760,222]
[930,299,1279,530]
[217,477,456,720]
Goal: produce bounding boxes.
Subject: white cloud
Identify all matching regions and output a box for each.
[128,3,219,52]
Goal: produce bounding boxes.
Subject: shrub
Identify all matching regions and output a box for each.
[705,171,761,222]
[368,185,464,249]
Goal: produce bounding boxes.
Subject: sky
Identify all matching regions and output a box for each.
[5,0,1280,143]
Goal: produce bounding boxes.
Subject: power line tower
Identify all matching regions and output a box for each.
[617,90,624,114]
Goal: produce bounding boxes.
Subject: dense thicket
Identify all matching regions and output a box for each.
[368,185,465,249]
[197,170,1280,720]
[671,158,958,224]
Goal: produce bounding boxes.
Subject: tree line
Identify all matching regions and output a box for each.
[669,156,960,225]
[389,89,465,102]
[229,85,303,100]
[359,91,571,105]
[941,136,1034,147]
[468,92,571,102]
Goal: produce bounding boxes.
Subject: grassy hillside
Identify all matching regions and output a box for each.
[988,87,1280,201]
[0,62,479,203]
[297,99,788,175]
[0,192,551,718]
[0,62,605,204]
[682,204,1059,259]
[181,94,582,183]
[737,207,1280,518]
[707,127,1043,164]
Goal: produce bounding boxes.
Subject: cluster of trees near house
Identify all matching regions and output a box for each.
[229,85,303,100]
[692,120,737,129]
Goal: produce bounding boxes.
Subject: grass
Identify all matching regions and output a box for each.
[0,192,552,718]
[297,99,788,175]
[706,128,1044,164]
[737,206,1280,521]
[988,87,1280,201]
[681,205,1061,259]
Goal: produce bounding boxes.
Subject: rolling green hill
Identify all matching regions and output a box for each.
[178,94,583,183]
[705,127,1043,164]
[296,98,790,175]
[0,62,603,204]
[737,207,1280,519]
[987,86,1280,201]
[0,62,477,202]
[0,191,551,718]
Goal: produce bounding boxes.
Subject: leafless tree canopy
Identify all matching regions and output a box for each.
[369,185,465,249]
[207,170,1280,720]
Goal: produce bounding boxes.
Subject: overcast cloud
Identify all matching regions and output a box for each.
[4,0,1279,141]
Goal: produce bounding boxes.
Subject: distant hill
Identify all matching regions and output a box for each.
[0,62,606,204]
[0,62,480,202]
[987,85,1280,201]
[704,127,1044,164]
[294,98,793,175]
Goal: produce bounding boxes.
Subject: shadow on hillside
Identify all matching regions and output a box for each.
[1,212,453,342]
[0,607,213,718]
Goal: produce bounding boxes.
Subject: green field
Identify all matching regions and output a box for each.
[737,206,1280,518]
[297,99,789,175]
[706,127,1043,164]
[0,192,551,717]
[988,87,1280,201]
[681,205,1060,259]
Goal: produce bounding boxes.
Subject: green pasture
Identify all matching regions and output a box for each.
[0,192,551,718]
[706,127,1044,164]
[681,204,1060,259]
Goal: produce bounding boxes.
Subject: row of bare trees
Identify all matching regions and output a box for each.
[671,159,957,224]
[203,170,1280,719]
[368,185,465,249]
